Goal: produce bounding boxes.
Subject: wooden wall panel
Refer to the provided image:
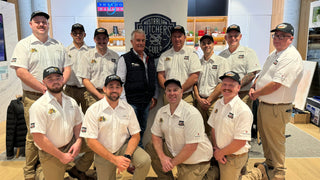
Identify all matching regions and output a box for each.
[269,0,285,53]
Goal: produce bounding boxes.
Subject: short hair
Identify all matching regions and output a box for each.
[131,29,146,40]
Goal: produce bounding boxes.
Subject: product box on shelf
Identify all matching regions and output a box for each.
[306,97,320,126]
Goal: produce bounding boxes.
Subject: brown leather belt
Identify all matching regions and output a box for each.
[23,90,43,96]
[260,101,292,106]
[227,152,247,158]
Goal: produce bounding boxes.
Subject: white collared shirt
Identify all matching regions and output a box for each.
[151,100,213,164]
[10,34,72,92]
[256,45,303,104]
[66,43,91,87]
[157,46,201,93]
[208,95,252,155]
[30,91,83,148]
[78,48,119,89]
[80,98,140,153]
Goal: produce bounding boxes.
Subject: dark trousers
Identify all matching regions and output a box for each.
[130,103,150,148]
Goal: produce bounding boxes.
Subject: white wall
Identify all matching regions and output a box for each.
[228,0,272,66]
[50,0,97,47]
[283,0,301,47]
[0,1,22,123]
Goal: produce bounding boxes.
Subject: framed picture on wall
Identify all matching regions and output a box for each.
[310,1,320,28]
[0,13,6,62]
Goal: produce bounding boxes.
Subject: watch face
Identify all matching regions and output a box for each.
[124,154,131,160]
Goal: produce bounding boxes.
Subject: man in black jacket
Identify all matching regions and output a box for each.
[116,29,158,148]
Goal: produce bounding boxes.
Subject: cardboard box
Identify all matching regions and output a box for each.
[291,110,311,124]
[306,97,320,126]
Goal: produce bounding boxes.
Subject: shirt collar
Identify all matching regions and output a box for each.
[132,49,147,60]
[201,53,216,63]
[30,34,58,45]
[69,42,89,51]
[163,100,184,118]
[221,95,241,108]
[43,91,67,104]
[101,97,126,111]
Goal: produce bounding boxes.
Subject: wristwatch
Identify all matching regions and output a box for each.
[123,154,132,160]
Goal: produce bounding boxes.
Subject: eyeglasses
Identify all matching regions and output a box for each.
[272,34,291,40]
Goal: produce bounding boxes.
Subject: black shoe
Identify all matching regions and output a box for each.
[67,166,94,180]
[6,155,14,160]
[254,161,274,170]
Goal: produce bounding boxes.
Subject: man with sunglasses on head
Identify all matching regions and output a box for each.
[219,24,261,108]
[249,23,303,180]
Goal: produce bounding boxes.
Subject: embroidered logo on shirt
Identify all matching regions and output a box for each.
[30,48,38,53]
[159,118,163,123]
[111,58,116,63]
[30,123,35,128]
[195,133,200,137]
[165,57,171,61]
[212,65,217,69]
[99,116,106,122]
[227,112,234,119]
[68,54,72,58]
[184,56,189,60]
[131,63,140,67]
[238,55,244,59]
[178,121,184,126]
[91,59,97,64]
[273,59,278,65]
[241,130,250,136]
[81,127,87,133]
[11,58,17,62]
[48,108,56,114]
[214,109,218,113]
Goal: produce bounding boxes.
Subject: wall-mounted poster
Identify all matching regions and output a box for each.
[97,0,124,17]
[309,1,320,28]
[0,13,6,62]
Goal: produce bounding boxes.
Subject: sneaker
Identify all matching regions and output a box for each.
[256,163,270,180]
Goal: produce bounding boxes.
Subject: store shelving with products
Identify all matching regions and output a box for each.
[97,17,125,46]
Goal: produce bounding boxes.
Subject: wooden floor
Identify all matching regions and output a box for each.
[1,121,320,180]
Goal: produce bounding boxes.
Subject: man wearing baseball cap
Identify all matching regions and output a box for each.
[157,25,201,105]
[219,24,261,108]
[208,71,269,180]
[78,27,119,107]
[10,11,72,179]
[249,23,303,180]
[30,66,85,180]
[80,74,151,180]
[146,78,213,180]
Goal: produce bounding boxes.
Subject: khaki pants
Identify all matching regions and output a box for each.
[64,85,88,113]
[145,141,210,180]
[74,139,94,172]
[22,90,42,179]
[257,102,292,179]
[95,142,151,180]
[84,90,104,107]
[195,98,219,137]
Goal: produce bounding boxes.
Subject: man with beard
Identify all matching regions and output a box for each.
[80,74,151,180]
[208,71,269,180]
[29,67,83,180]
[78,27,119,107]
[146,79,213,180]
[10,11,71,180]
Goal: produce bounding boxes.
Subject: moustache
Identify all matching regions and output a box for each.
[223,89,232,93]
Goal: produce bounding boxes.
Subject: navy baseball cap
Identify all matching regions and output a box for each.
[219,71,241,84]
[171,25,185,36]
[227,24,241,33]
[200,35,214,43]
[43,66,63,79]
[71,23,85,32]
[164,79,182,89]
[271,23,294,36]
[94,27,109,38]
[30,11,49,21]
[104,74,123,86]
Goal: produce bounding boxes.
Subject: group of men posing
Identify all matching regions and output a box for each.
[10,11,303,180]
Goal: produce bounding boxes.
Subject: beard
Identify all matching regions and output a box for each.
[107,92,120,102]
[47,84,64,94]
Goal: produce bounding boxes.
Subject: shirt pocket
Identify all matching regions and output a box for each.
[119,119,130,134]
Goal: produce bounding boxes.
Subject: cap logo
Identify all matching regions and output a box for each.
[230,25,238,29]
[97,29,105,32]
[277,24,287,29]
[225,72,235,77]
[175,26,182,30]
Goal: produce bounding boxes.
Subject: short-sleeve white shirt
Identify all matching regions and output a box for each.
[219,46,261,91]
[256,45,303,104]
[151,100,213,164]
[198,54,229,97]
[10,34,72,92]
[78,48,119,89]
[30,91,83,148]
[66,43,91,87]
[208,95,252,155]
[80,98,140,153]
[157,46,201,93]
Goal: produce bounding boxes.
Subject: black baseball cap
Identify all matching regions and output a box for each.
[30,11,50,21]
[43,66,63,79]
[104,74,123,86]
[219,71,241,84]
[200,35,214,43]
[171,25,185,36]
[94,27,109,38]
[164,79,182,89]
[71,23,85,32]
[271,23,294,36]
[226,24,241,33]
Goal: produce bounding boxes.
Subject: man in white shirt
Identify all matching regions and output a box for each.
[30,67,83,180]
[249,23,303,180]
[10,11,71,180]
[80,74,151,180]
[157,25,201,105]
[146,79,213,180]
[208,71,269,180]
